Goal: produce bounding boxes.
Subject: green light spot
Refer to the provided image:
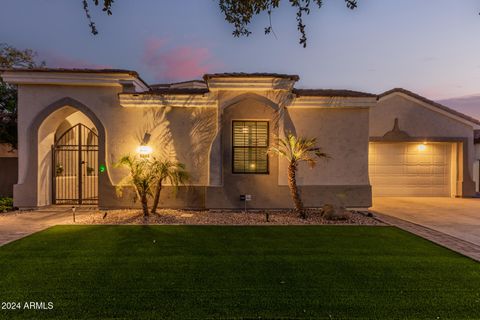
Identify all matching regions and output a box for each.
[99,165,106,173]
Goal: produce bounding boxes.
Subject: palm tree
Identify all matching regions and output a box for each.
[150,158,189,214]
[115,155,156,217]
[269,132,329,219]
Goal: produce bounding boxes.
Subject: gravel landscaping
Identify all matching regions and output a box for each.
[73,208,384,225]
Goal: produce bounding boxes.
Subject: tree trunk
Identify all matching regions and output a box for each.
[287,162,305,218]
[151,179,163,215]
[140,192,149,217]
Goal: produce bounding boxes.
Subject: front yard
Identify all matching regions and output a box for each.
[0,225,479,319]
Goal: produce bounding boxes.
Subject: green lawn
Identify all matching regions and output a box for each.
[0,226,479,319]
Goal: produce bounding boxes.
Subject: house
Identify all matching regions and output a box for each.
[0,68,478,210]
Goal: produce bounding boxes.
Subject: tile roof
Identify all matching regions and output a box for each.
[203,72,300,81]
[293,88,376,98]
[379,88,480,126]
[1,67,140,76]
[0,68,149,87]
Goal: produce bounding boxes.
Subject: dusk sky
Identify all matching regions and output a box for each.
[1,0,480,117]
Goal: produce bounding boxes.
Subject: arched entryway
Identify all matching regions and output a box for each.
[52,123,99,204]
[15,97,114,208]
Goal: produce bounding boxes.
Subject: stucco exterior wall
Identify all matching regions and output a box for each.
[282,108,370,186]
[13,81,373,209]
[371,94,477,196]
[475,144,480,192]
[14,85,215,208]
[205,94,371,208]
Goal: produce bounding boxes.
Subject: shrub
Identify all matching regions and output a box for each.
[0,197,13,212]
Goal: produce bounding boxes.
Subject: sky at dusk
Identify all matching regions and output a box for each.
[1,0,480,117]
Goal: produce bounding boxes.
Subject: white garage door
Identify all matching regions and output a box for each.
[369,142,453,197]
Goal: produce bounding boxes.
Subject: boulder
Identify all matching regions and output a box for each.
[321,204,352,221]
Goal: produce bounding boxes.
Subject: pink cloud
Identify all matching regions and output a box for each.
[41,51,111,69]
[142,37,220,81]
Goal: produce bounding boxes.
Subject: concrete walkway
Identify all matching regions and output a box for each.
[371,197,480,246]
[0,207,92,246]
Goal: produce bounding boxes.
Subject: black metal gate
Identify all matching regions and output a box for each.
[52,123,98,205]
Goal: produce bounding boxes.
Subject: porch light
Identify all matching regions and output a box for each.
[417,143,427,152]
[137,145,153,156]
[137,133,153,157]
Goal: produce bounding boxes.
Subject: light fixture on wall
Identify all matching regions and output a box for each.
[417,142,427,152]
[137,145,153,156]
[137,133,153,157]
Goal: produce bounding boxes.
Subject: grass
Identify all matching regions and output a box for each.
[0,226,479,319]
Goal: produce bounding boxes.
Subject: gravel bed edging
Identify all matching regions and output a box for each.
[73,208,385,226]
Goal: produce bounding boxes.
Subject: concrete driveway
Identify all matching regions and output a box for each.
[371,197,480,246]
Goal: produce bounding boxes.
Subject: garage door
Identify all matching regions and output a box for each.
[369,142,452,197]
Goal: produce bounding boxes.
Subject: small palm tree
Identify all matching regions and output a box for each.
[269,132,329,219]
[115,155,156,217]
[150,158,189,214]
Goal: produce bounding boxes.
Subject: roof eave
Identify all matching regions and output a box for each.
[379,88,480,127]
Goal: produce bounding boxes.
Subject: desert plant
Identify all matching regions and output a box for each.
[150,158,189,214]
[115,155,156,217]
[269,132,329,219]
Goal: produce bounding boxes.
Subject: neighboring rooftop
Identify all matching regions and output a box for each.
[150,80,207,90]
[203,72,300,81]
[293,89,376,98]
[380,88,480,126]
[142,88,210,95]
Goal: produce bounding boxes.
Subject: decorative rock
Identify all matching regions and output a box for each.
[321,204,352,221]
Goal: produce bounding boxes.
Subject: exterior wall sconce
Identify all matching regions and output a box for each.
[137,133,152,157]
[417,142,427,152]
[137,145,153,156]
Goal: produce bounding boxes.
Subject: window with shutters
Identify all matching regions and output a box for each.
[232,121,269,174]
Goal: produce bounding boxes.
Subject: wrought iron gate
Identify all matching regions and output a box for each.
[52,123,98,205]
